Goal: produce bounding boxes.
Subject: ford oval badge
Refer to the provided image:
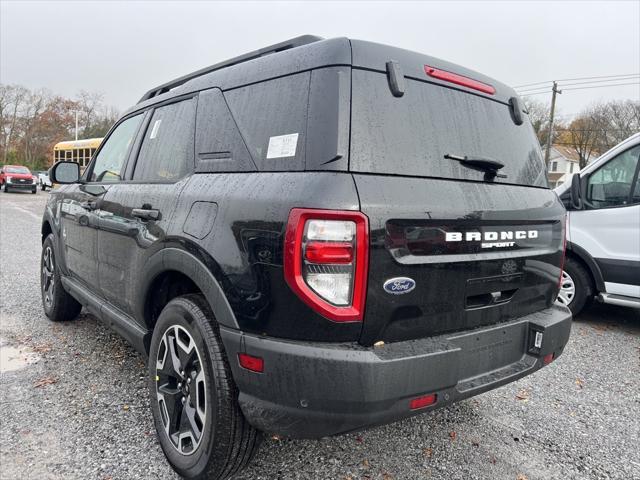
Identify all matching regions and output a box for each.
[383,277,416,295]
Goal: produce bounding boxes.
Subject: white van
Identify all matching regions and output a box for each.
[555,132,640,315]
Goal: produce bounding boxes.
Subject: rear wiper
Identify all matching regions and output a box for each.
[445,154,507,180]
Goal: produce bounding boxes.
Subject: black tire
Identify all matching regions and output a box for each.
[148,294,261,480]
[41,184,46,191]
[31,188,37,194]
[41,234,82,321]
[4,184,9,192]
[559,256,593,317]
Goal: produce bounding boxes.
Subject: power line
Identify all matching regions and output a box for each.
[560,75,639,88]
[513,73,640,89]
[516,77,640,95]
[562,81,639,91]
[518,81,639,96]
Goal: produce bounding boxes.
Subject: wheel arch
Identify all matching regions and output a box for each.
[138,247,239,339]
[565,241,605,293]
[41,220,53,243]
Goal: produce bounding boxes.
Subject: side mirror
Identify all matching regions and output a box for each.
[49,161,80,184]
[570,172,582,210]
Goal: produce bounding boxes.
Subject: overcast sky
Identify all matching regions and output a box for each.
[1,0,639,119]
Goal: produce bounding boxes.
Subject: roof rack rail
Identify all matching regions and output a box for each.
[137,35,324,104]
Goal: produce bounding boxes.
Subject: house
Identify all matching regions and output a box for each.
[547,145,592,188]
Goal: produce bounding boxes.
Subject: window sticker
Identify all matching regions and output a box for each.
[149,119,162,139]
[266,133,299,159]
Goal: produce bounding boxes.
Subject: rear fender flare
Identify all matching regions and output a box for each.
[138,247,239,330]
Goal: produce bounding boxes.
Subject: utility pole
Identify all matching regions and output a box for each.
[544,81,562,165]
[75,110,79,141]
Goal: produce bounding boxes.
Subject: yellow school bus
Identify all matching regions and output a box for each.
[53,138,103,169]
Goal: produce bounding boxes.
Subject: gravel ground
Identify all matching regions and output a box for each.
[1,191,639,480]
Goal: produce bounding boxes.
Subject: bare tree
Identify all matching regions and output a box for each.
[0,84,29,163]
[599,100,640,148]
[566,115,602,169]
[523,97,566,147]
[563,100,640,168]
[75,90,104,136]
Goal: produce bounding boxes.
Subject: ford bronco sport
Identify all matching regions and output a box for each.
[41,36,572,479]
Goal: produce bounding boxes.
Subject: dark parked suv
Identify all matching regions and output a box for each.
[41,36,572,479]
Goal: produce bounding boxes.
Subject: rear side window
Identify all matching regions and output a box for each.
[350,70,547,187]
[224,72,310,171]
[133,98,196,182]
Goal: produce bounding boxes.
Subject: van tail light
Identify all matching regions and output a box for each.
[424,65,496,95]
[284,209,369,322]
[558,214,567,290]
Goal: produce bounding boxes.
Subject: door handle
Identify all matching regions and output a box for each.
[132,208,160,221]
[80,201,97,211]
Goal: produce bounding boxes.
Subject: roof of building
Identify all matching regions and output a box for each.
[550,145,581,162]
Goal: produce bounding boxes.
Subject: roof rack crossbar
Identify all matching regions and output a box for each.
[137,35,323,104]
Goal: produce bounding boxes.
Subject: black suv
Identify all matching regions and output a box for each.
[41,36,572,479]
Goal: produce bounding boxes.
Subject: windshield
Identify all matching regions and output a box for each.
[5,166,31,174]
[350,70,547,188]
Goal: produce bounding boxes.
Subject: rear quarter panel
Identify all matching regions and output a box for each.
[168,172,363,342]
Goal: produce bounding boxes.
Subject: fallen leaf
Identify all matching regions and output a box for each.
[471,439,480,447]
[123,405,129,411]
[489,456,497,464]
[517,475,528,480]
[575,378,584,389]
[271,434,281,441]
[423,447,433,457]
[382,473,394,480]
[449,431,457,441]
[362,459,370,468]
[33,377,57,388]
[515,389,530,401]
[374,341,385,348]
[32,344,52,354]
[355,435,364,443]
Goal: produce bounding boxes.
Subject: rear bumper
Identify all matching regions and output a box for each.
[220,303,571,439]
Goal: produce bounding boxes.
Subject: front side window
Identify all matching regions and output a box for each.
[133,98,196,182]
[586,145,640,208]
[90,114,143,182]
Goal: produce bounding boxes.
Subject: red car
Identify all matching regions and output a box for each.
[0,165,37,193]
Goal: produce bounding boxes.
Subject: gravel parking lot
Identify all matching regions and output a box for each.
[1,191,638,480]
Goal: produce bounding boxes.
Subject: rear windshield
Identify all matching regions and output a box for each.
[350,70,547,187]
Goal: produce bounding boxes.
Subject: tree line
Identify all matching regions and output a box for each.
[525,98,640,168]
[0,84,119,170]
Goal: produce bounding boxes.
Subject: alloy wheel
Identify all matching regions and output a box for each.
[42,246,55,307]
[155,325,207,456]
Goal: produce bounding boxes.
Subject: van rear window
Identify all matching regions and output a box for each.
[350,70,547,187]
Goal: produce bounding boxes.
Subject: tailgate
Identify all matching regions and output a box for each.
[354,174,565,346]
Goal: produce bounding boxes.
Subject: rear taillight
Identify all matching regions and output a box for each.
[284,209,369,322]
